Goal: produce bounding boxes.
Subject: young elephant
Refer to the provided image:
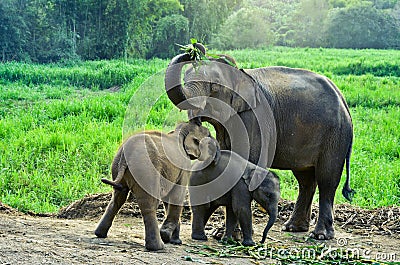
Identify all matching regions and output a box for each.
[189,137,280,246]
[95,121,210,251]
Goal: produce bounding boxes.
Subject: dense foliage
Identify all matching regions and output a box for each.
[0,47,399,213]
[0,0,399,63]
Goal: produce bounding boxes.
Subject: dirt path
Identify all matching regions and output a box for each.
[0,195,399,264]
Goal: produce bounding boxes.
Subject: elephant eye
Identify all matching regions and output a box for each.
[193,138,200,145]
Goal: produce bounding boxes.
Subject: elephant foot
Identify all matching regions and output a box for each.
[160,229,172,243]
[160,229,182,245]
[169,238,182,245]
[170,229,182,245]
[309,225,334,240]
[160,222,180,243]
[145,239,164,251]
[192,233,208,241]
[282,219,309,232]
[94,227,108,238]
[160,228,173,243]
[242,239,256,246]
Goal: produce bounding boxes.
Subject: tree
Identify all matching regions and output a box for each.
[288,0,330,47]
[243,0,300,46]
[149,14,189,58]
[212,7,277,49]
[101,0,132,59]
[0,1,27,61]
[181,0,242,44]
[2,0,399,63]
[126,0,183,58]
[325,2,400,49]
[373,0,398,9]
[393,1,400,20]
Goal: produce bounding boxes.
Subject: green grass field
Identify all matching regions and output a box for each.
[0,47,399,213]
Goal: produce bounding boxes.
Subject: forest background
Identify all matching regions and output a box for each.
[1,0,399,63]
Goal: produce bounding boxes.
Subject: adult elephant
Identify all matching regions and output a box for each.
[164,43,354,240]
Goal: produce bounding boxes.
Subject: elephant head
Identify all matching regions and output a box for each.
[175,121,212,160]
[165,43,260,123]
[242,167,268,192]
[197,137,220,164]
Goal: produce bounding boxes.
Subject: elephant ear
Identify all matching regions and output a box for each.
[213,140,221,164]
[231,70,260,113]
[214,55,259,113]
[243,167,267,192]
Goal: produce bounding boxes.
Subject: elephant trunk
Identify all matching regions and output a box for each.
[165,53,195,110]
[260,206,277,244]
[165,43,207,110]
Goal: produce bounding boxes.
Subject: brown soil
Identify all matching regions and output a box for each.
[0,194,399,264]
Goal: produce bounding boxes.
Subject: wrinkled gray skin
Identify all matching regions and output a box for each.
[190,137,280,246]
[165,45,354,240]
[95,122,210,251]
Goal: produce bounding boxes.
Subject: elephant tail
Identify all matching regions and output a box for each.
[342,142,355,202]
[101,178,124,190]
[102,149,127,191]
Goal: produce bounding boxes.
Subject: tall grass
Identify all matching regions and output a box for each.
[229,47,400,77]
[0,47,399,213]
[0,59,166,90]
[0,60,168,212]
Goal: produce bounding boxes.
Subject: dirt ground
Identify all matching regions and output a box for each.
[0,193,399,265]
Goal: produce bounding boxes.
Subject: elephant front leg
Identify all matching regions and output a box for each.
[232,193,255,246]
[222,205,237,243]
[283,169,316,232]
[191,204,219,241]
[94,187,129,238]
[160,177,187,244]
[191,205,208,240]
[235,206,255,246]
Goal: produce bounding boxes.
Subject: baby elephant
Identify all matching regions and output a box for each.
[95,121,210,251]
[189,137,280,246]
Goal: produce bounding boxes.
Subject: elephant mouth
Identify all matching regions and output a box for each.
[188,154,197,160]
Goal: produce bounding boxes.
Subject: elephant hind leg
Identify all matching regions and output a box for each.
[136,194,164,251]
[95,186,130,238]
[310,161,344,240]
[283,168,316,232]
[160,203,183,244]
